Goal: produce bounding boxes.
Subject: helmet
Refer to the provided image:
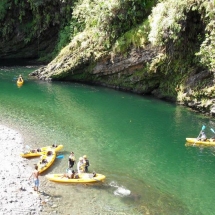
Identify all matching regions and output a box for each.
[79,157,83,161]
[83,155,87,158]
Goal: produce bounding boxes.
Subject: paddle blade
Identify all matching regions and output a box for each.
[211,128,215,134]
[202,125,206,130]
[56,155,64,159]
[25,145,30,149]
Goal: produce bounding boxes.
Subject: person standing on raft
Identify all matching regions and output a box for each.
[68,152,76,169]
[83,155,90,172]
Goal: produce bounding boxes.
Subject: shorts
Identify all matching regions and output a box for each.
[69,160,75,168]
[34,179,39,187]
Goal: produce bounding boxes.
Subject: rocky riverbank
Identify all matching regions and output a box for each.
[0,125,62,215]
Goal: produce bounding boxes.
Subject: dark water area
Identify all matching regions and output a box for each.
[1,65,215,214]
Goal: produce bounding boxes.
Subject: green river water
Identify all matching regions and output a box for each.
[1,65,215,215]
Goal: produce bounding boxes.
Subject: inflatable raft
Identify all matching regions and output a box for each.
[20,144,63,158]
[17,79,24,87]
[37,150,56,173]
[46,173,106,183]
[186,138,215,146]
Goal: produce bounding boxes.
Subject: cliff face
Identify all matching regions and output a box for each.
[1,1,215,117]
[0,0,73,61]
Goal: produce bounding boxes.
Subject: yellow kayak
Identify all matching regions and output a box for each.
[17,79,24,87]
[46,173,106,183]
[186,138,215,146]
[37,150,56,173]
[20,144,63,158]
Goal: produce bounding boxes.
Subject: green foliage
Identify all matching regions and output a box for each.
[195,1,215,71]
[148,0,215,74]
[148,0,189,46]
[50,0,156,76]
[0,0,10,21]
[112,19,150,54]
[53,25,72,56]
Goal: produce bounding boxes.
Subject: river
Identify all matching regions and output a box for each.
[0,65,215,215]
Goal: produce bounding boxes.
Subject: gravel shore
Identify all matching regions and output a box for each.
[0,125,44,215]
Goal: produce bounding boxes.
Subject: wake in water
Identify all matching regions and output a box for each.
[109,181,131,197]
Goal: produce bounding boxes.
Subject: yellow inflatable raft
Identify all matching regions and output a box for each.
[37,150,56,173]
[186,138,215,146]
[46,173,106,183]
[20,144,63,158]
[17,79,24,87]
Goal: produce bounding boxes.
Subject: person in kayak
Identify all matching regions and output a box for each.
[18,74,23,82]
[52,144,58,148]
[68,152,76,169]
[83,155,90,172]
[198,131,207,141]
[61,169,75,179]
[30,148,41,153]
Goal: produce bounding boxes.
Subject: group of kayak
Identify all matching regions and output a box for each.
[186,125,215,146]
[21,144,106,183]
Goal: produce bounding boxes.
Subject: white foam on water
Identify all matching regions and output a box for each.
[109,181,131,197]
[114,187,131,197]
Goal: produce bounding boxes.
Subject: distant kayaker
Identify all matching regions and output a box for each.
[29,165,40,192]
[18,74,23,82]
[83,155,90,172]
[68,152,76,169]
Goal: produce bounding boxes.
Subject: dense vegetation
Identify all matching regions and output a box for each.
[0,0,73,60]
[1,0,215,115]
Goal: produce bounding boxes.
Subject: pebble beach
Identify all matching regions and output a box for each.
[0,124,135,215]
[0,125,46,215]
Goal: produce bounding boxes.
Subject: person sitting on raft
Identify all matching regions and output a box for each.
[61,170,76,179]
[18,74,23,82]
[41,158,48,164]
[198,131,207,141]
[30,148,41,153]
[52,144,58,148]
[47,151,53,156]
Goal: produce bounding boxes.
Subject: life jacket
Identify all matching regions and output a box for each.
[78,161,85,171]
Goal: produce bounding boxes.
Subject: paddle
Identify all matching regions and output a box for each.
[197,125,206,138]
[194,125,206,146]
[56,155,64,159]
[211,128,215,134]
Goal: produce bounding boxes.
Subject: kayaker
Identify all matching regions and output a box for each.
[92,171,96,177]
[52,144,58,148]
[29,165,40,192]
[61,169,75,179]
[198,131,207,141]
[77,157,85,173]
[83,155,90,172]
[68,152,76,169]
[18,74,23,82]
[30,148,41,153]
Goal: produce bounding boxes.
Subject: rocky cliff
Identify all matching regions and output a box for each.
[1,0,215,116]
